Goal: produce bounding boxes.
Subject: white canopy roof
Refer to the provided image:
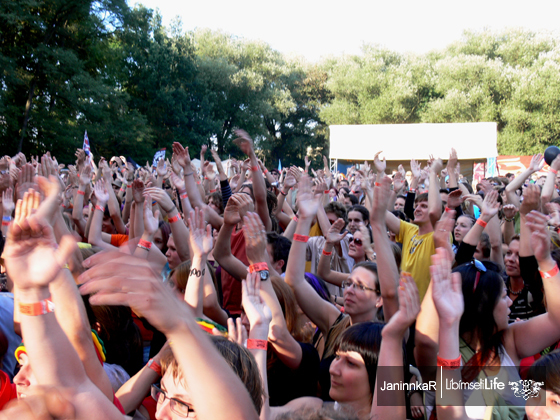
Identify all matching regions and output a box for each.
[329,122,498,161]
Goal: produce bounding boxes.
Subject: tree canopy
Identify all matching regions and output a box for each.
[2,2,560,165]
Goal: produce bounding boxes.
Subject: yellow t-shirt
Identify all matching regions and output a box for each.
[396,220,435,301]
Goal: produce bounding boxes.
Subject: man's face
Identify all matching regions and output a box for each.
[101,214,116,234]
[394,197,405,212]
[347,210,364,235]
[413,201,429,224]
[340,180,349,188]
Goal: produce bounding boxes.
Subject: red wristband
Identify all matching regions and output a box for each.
[264,169,269,174]
[19,299,55,316]
[322,249,333,256]
[251,166,259,172]
[324,190,329,194]
[168,213,182,223]
[375,182,381,187]
[138,238,152,249]
[209,189,216,193]
[437,355,461,370]
[248,262,269,273]
[445,207,453,212]
[1,221,10,226]
[293,234,309,243]
[126,184,132,188]
[476,219,487,228]
[247,339,268,350]
[280,191,287,196]
[95,205,105,212]
[77,190,85,195]
[539,264,559,279]
[180,193,188,200]
[409,188,417,193]
[147,359,161,376]
[551,168,558,175]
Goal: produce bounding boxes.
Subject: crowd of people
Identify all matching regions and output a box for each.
[0,131,559,420]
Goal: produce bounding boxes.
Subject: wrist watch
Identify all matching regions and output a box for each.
[258,270,270,281]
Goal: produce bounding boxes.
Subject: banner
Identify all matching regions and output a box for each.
[152,148,166,168]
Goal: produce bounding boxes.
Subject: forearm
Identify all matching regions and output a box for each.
[167,320,260,420]
[316,203,331,237]
[414,281,439,380]
[88,204,107,247]
[116,364,160,413]
[50,270,113,399]
[185,255,207,317]
[250,158,272,231]
[541,171,556,204]
[487,215,504,268]
[213,223,247,281]
[269,325,303,370]
[184,172,206,209]
[371,224,399,320]
[107,184,126,234]
[428,171,442,225]
[133,199,144,238]
[519,215,533,257]
[316,243,345,287]
[72,187,87,235]
[502,218,515,245]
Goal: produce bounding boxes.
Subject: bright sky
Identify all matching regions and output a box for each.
[133,0,560,61]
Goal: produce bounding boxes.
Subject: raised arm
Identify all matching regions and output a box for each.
[317,219,349,287]
[80,255,260,420]
[100,159,126,234]
[234,130,272,231]
[428,158,444,227]
[88,180,117,251]
[369,176,400,321]
[284,176,341,336]
[505,153,544,208]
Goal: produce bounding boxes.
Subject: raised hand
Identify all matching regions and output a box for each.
[237,192,255,219]
[187,208,213,258]
[430,158,444,175]
[223,194,242,226]
[131,179,145,204]
[370,176,392,223]
[325,218,348,245]
[172,142,192,169]
[446,189,464,209]
[296,175,322,220]
[143,193,160,233]
[144,187,175,213]
[16,164,38,200]
[382,272,420,338]
[447,148,458,171]
[283,172,296,190]
[503,204,518,220]
[156,158,166,177]
[169,172,185,193]
[526,210,552,263]
[94,180,109,206]
[5,193,75,290]
[410,159,421,179]
[304,156,310,168]
[433,210,455,260]
[99,158,112,181]
[79,163,92,186]
[374,151,386,174]
[393,171,405,193]
[430,248,464,325]
[529,153,545,173]
[2,188,14,216]
[233,129,254,155]
[480,190,500,219]
[242,271,272,334]
[34,176,63,224]
[201,144,208,156]
[520,184,541,215]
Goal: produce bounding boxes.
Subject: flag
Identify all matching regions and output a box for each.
[152,148,166,168]
[83,131,91,156]
[278,159,282,171]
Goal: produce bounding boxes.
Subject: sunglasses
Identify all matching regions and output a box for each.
[349,237,362,246]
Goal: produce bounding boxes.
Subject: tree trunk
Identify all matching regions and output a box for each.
[18,78,37,152]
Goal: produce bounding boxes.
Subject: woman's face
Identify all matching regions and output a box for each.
[155,370,194,419]
[348,231,366,260]
[505,240,521,277]
[13,353,38,399]
[343,267,380,319]
[154,228,164,252]
[526,390,560,420]
[329,188,337,198]
[493,284,512,332]
[329,350,371,403]
[454,216,473,244]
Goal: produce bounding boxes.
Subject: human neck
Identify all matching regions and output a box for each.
[417,221,433,235]
[339,397,372,420]
[509,276,524,291]
[350,309,377,325]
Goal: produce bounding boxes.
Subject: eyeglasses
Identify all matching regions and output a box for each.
[151,384,194,417]
[470,259,487,293]
[342,279,377,293]
[349,237,363,246]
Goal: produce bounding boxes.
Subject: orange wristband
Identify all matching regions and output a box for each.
[248,262,269,273]
[551,168,558,175]
[95,205,105,212]
[322,249,333,256]
[539,264,559,279]
[138,238,152,249]
[437,355,461,370]
[247,339,268,350]
[147,358,162,376]
[19,299,55,316]
[293,234,309,243]
[476,219,487,228]
[77,190,85,196]
[180,193,188,200]
[168,214,182,223]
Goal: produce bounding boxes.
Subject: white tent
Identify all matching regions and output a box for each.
[329,122,497,177]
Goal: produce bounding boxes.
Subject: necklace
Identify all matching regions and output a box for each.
[507,285,524,296]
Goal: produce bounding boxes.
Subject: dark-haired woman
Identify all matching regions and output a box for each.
[429,210,560,420]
